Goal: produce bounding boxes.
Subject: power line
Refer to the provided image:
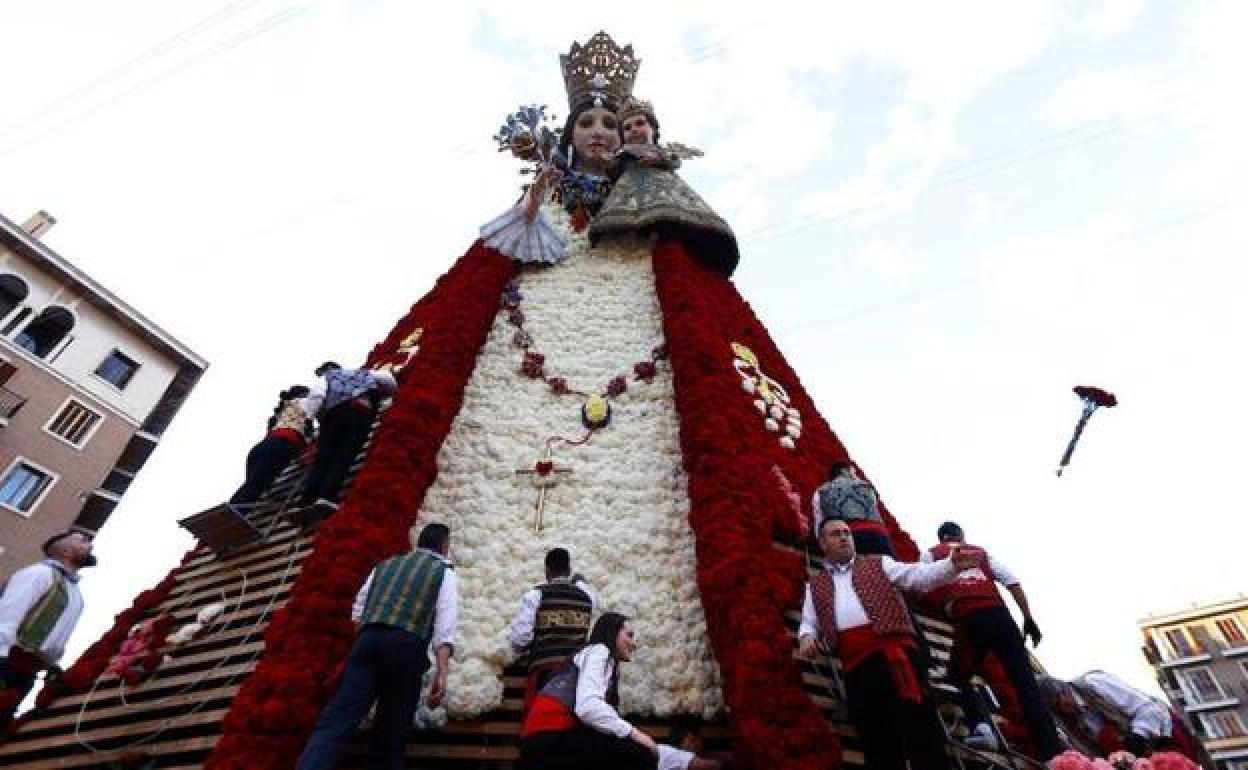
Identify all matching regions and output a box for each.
[0,0,315,159]
[0,0,263,141]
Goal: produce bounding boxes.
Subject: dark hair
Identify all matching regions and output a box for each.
[583,612,630,706]
[545,547,571,576]
[42,531,78,556]
[416,522,451,553]
[315,361,342,376]
[267,385,313,432]
[828,461,853,478]
[817,516,849,537]
[624,110,661,143]
[557,99,620,168]
[937,521,964,541]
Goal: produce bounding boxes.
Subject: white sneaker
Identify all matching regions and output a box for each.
[964,724,1001,751]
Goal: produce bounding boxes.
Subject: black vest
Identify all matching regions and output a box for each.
[530,580,593,671]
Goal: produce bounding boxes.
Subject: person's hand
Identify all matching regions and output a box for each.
[797,635,821,661]
[1023,616,1043,646]
[532,166,562,196]
[630,727,659,755]
[428,665,448,708]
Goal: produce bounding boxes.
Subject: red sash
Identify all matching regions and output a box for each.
[520,693,578,737]
[839,626,922,704]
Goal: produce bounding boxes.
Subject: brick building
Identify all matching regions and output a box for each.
[1141,596,1248,770]
[0,210,206,576]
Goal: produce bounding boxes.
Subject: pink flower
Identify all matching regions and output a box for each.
[1050,750,1097,770]
[1149,753,1199,770]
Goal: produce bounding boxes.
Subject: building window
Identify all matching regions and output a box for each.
[0,274,28,321]
[1199,710,1246,739]
[1165,627,1202,658]
[1217,616,1248,647]
[0,459,56,514]
[1182,667,1226,703]
[44,399,103,447]
[94,350,139,389]
[13,305,74,358]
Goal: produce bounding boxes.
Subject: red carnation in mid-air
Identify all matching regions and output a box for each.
[1057,385,1118,476]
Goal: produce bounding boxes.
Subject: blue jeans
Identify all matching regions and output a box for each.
[296,625,431,770]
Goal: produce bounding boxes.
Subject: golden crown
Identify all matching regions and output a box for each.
[560,31,640,111]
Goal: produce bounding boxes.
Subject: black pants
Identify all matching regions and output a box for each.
[950,606,1063,759]
[845,649,951,770]
[296,626,431,770]
[230,434,301,506]
[520,727,658,770]
[300,403,374,506]
[0,657,37,730]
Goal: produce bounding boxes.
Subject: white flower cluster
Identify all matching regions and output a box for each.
[415,204,723,718]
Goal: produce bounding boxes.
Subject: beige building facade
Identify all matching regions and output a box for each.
[1141,596,1248,770]
[0,210,206,576]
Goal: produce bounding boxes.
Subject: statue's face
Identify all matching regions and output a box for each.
[572,106,621,170]
[621,113,654,145]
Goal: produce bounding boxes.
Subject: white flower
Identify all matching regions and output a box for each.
[415,205,722,718]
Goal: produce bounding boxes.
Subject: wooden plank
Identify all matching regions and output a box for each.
[16,685,242,733]
[155,563,304,617]
[43,661,257,710]
[168,539,310,593]
[0,735,218,769]
[8,707,230,753]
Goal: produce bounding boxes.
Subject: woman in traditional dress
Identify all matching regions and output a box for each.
[519,612,722,770]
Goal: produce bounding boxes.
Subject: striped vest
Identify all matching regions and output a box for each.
[359,550,447,638]
[809,555,916,651]
[16,562,71,654]
[529,580,593,671]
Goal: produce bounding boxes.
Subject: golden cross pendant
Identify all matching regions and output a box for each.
[515,446,574,532]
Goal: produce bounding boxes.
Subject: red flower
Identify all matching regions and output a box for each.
[521,351,546,378]
[606,375,628,397]
[547,376,570,395]
[633,361,657,382]
[654,238,923,770]
[204,241,514,770]
[1074,385,1117,408]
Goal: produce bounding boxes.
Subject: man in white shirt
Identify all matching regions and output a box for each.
[297,523,458,770]
[798,518,973,770]
[1039,671,1176,757]
[297,361,398,516]
[0,531,95,728]
[508,547,597,712]
[920,521,1061,758]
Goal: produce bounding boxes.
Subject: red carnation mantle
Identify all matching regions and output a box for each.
[204,242,513,770]
[653,239,918,770]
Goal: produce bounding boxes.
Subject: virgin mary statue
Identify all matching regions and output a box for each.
[208,31,921,770]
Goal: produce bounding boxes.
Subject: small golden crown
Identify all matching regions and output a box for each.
[618,96,656,123]
[560,31,640,111]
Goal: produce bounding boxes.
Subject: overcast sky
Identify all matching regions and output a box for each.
[3,0,1246,698]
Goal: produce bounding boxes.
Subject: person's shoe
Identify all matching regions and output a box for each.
[963,723,1001,751]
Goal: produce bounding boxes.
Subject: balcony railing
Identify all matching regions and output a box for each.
[0,384,26,423]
